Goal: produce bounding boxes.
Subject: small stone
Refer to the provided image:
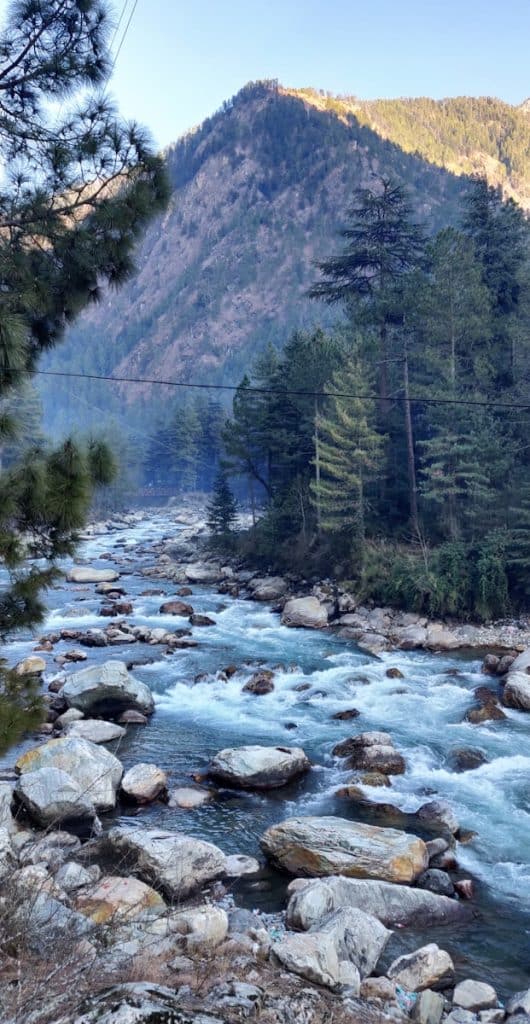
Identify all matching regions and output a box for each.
[121,763,167,804]
[386,667,405,679]
[242,671,274,695]
[426,838,449,859]
[417,869,455,897]
[331,708,360,720]
[416,800,459,835]
[189,614,216,626]
[479,1011,505,1024]
[445,1010,478,1024]
[453,980,498,1012]
[168,786,213,809]
[159,600,193,616]
[223,854,260,877]
[387,943,455,991]
[360,977,397,1003]
[455,879,475,899]
[117,709,148,725]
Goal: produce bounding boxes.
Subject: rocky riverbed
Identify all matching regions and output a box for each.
[1,503,530,1024]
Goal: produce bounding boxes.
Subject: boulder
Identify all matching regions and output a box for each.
[347,744,405,775]
[317,906,390,978]
[281,596,328,629]
[503,672,530,711]
[413,990,445,1024]
[286,875,470,930]
[360,977,398,1003]
[448,747,489,772]
[242,670,274,695]
[208,745,310,790]
[18,830,81,870]
[508,649,530,675]
[250,576,288,601]
[66,567,119,583]
[387,943,455,991]
[261,815,428,883]
[506,991,530,1016]
[184,562,223,583]
[168,786,213,809]
[417,869,455,897]
[76,875,166,924]
[453,980,498,1011]
[14,655,46,675]
[107,827,226,899]
[15,767,97,827]
[117,710,148,725]
[64,719,125,744]
[272,929,348,990]
[333,731,393,755]
[223,854,260,877]
[416,800,459,835]
[466,704,506,724]
[16,737,123,811]
[63,661,154,717]
[170,905,228,952]
[395,624,428,649]
[55,861,100,892]
[190,614,216,626]
[159,600,193,616]
[120,763,168,803]
[56,708,84,728]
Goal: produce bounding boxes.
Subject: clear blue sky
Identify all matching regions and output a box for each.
[3,0,529,150]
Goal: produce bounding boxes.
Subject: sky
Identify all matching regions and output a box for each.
[108,0,530,149]
[2,0,530,150]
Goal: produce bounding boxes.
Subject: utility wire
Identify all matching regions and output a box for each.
[28,368,530,410]
[110,0,138,71]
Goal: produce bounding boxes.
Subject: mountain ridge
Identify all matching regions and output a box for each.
[41,81,530,428]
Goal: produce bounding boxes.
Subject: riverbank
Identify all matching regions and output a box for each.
[2,503,530,1023]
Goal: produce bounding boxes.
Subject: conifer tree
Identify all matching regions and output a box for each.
[207,471,238,546]
[0,0,168,748]
[311,360,383,568]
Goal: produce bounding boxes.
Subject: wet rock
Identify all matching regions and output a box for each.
[334,732,406,775]
[466,704,506,724]
[96,582,127,595]
[386,667,405,679]
[63,649,88,663]
[16,737,123,811]
[168,786,213,809]
[189,613,216,626]
[448,748,489,772]
[474,686,501,706]
[120,763,168,804]
[261,815,428,883]
[331,708,360,720]
[359,771,391,787]
[78,629,108,648]
[417,868,455,897]
[503,671,530,711]
[117,709,148,725]
[454,879,475,899]
[498,655,515,675]
[64,719,125,744]
[208,744,310,790]
[159,599,194,616]
[106,826,226,899]
[387,942,455,991]
[67,567,119,583]
[482,654,501,675]
[15,767,97,828]
[63,660,154,717]
[333,731,392,756]
[453,980,498,1011]
[242,670,274,695]
[76,875,166,924]
[223,854,260,877]
[416,800,459,834]
[281,596,328,629]
[286,875,469,930]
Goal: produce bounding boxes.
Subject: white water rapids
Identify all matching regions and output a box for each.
[2,511,530,994]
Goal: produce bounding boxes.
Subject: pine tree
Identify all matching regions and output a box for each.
[0,1,168,749]
[207,471,238,547]
[311,359,383,569]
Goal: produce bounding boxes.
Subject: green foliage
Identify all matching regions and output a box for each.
[207,471,238,548]
[0,666,44,757]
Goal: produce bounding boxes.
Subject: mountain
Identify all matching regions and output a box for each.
[41,81,530,429]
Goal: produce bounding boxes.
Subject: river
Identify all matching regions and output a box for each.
[3,510,530,997]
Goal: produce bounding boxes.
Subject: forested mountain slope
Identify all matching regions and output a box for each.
[41,81,530,425]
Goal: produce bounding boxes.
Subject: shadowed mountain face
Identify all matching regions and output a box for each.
[41,82,530,412]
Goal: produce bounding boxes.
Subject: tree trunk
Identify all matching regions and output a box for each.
[403,341,419,536]
[314,397,322,535]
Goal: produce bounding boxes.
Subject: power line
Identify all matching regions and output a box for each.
[110,0,138,71]
[29,368,530,411]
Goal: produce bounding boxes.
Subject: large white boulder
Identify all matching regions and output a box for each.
[66,567,119,584]
[503,671,530,711]
[208,745,310,790]
[286,875,471,930]
[507,649,530,675]
[62,661,154,717]
[261,816,428,884]
[76,875,166,924]
[281,597,328,629]
[64,719,125,744]
[184,562,223,583]
[120,764,168,804]
[107,827,226,899]
[16,737,123,811]
[15,767,97,827]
